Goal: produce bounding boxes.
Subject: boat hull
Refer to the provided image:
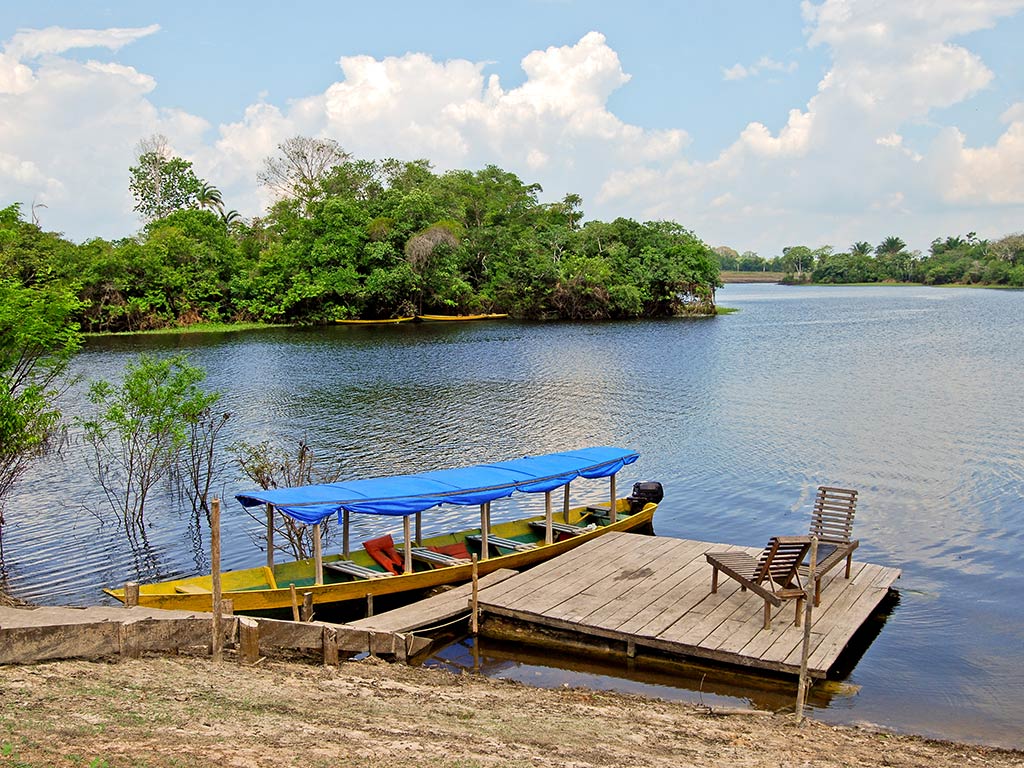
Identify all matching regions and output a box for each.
[104,500,655,613]
[415,313,508,322]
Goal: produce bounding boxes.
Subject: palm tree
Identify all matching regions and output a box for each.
[221,209,242,227]
[876,236,906,256]
[850,241,872,256]
[196,182,223,213]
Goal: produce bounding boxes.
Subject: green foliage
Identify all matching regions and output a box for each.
[0,278,81,548]
[80,354,220,529]
[128,152,203,222]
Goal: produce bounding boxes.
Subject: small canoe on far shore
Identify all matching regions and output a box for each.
[335,316,415,325]
[416,313,508,322]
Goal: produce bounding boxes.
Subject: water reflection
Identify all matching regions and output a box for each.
[3,286,1024,747]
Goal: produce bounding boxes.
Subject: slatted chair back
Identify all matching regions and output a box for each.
[810,486,858,545]
[754,536,811,590]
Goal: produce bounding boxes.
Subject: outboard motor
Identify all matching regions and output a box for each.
[627,481,664,513]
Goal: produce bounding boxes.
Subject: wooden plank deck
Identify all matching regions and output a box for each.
[348,569,517,634]
[476,532,900,678]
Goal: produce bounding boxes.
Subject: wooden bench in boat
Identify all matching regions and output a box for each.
[527,521,594,538]
[410,547,471,567]
[465,534,538,552]
[174,584,211,594]
[323,560,393,580]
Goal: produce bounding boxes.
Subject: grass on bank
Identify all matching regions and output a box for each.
[85,321,290,338]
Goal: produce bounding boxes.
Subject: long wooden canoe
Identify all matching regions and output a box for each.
[104,498,656,613]
[415,313,508,322]
[335,316,415,325]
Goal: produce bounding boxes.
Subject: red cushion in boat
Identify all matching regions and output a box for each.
[430,542,472,560]
[363,534,404,575]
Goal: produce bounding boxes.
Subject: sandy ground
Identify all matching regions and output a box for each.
[1,656,1021,768]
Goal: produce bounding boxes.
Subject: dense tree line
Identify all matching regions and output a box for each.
[0,138,719,333]
[714,233,1024,286]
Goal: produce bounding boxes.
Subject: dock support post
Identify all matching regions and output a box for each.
[796,536,819,724]
[124,581,139,608]
[265,504,274,570]
[313,522,323,585]
[366,592,374,618]
[544,491,553,544]
[289,583,299,622]
[563,483,571,522]
[238,617,259,664]
[301,591,314,622]
[323,626,339,666]
[609,474,617,524]
[211,497,223,662]
[471,554,479,636]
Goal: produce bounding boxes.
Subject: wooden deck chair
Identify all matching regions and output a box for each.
[706,536,812,630]
[805,486,859,606]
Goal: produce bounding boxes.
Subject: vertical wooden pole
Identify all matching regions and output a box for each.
[403,515,413,574]
[124,581,139,607]
[366,592,374,617]
[471,554,479,636]
[289,583,300,622]
[343,509,350,558]
[211,498,223,662]
[415,511,422,545]
[544,491,553,544]
[302,591,314,622]
[313,522,323,585]
[796,536,819,724]
[609,474,617,524]
[563,483,571,523]
[265,503,274,570]
[479,503,489,561]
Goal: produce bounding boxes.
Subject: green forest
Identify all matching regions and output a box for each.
[714,233,1024,286]
[0,136,719,333]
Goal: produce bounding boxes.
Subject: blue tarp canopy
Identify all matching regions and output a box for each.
[236,446,639,525]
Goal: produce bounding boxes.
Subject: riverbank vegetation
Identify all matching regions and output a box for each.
[0,136,719,333]
[714,234,1024,287]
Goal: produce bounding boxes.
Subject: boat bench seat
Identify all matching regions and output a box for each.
[323,560,392,580]
[527,521,593,537]
[411,548,471,567]
[174,584,211,594]
[466,534,538,552]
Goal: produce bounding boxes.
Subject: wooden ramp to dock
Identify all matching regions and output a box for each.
[349,569,517,634]
[476,532,901,678]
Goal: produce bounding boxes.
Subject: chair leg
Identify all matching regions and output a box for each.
[845,553,853,579]
[794,595,805,627]
[763,600,772,630]
[814,576,822,607]
[711,567,718,593]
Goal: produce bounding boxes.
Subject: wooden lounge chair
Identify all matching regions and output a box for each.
[804,486,859,606]
[706,536,812,630]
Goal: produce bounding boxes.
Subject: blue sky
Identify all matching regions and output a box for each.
[2,1,1022,256]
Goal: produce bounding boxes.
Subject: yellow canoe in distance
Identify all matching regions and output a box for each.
[416,313,508,322]
[335,316,415,325]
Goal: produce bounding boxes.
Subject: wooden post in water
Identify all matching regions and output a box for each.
[563,483,571,523]
[289,583,299,622]
[544,491,553,544]
[211,497,223,662]
[471,554,480,636]
[796,536,819,724]
[313,522,323,585]
[609,474,617,524]
[343,509,350,558]
[124,581,139,608]
[265,503,274,570]
[403,515,413,574]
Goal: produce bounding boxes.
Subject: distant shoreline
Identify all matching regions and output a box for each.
[719,271,784,283]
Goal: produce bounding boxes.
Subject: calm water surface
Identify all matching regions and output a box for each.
[4,284,1023,747]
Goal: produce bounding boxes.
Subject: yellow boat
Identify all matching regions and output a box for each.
[415,313,508,322]
[104,448,660,614]
[335,316,415,325]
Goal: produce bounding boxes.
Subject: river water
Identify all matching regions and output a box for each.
[3,283,1023,747]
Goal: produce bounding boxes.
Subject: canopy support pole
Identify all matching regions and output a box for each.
[403,516,413,574]
[342,509,350,558]
[563,483,571,523]
[265,504,274,569]
[480,503,489,561]
[544,491,553,544]
[313,522,323,585]
[415,511,422,545]
[610,474,617,524]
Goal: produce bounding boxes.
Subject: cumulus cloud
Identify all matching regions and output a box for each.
[2,6,1024,255]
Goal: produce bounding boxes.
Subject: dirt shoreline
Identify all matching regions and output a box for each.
[1,656,1021,767]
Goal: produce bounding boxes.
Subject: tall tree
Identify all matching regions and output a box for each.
[129,136,203,223]
[258,136,350,213]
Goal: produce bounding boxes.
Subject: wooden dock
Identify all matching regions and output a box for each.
[476,532,901,678]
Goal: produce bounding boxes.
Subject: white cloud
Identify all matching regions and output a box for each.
[5,24,160,59]
[723,56,798,81]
